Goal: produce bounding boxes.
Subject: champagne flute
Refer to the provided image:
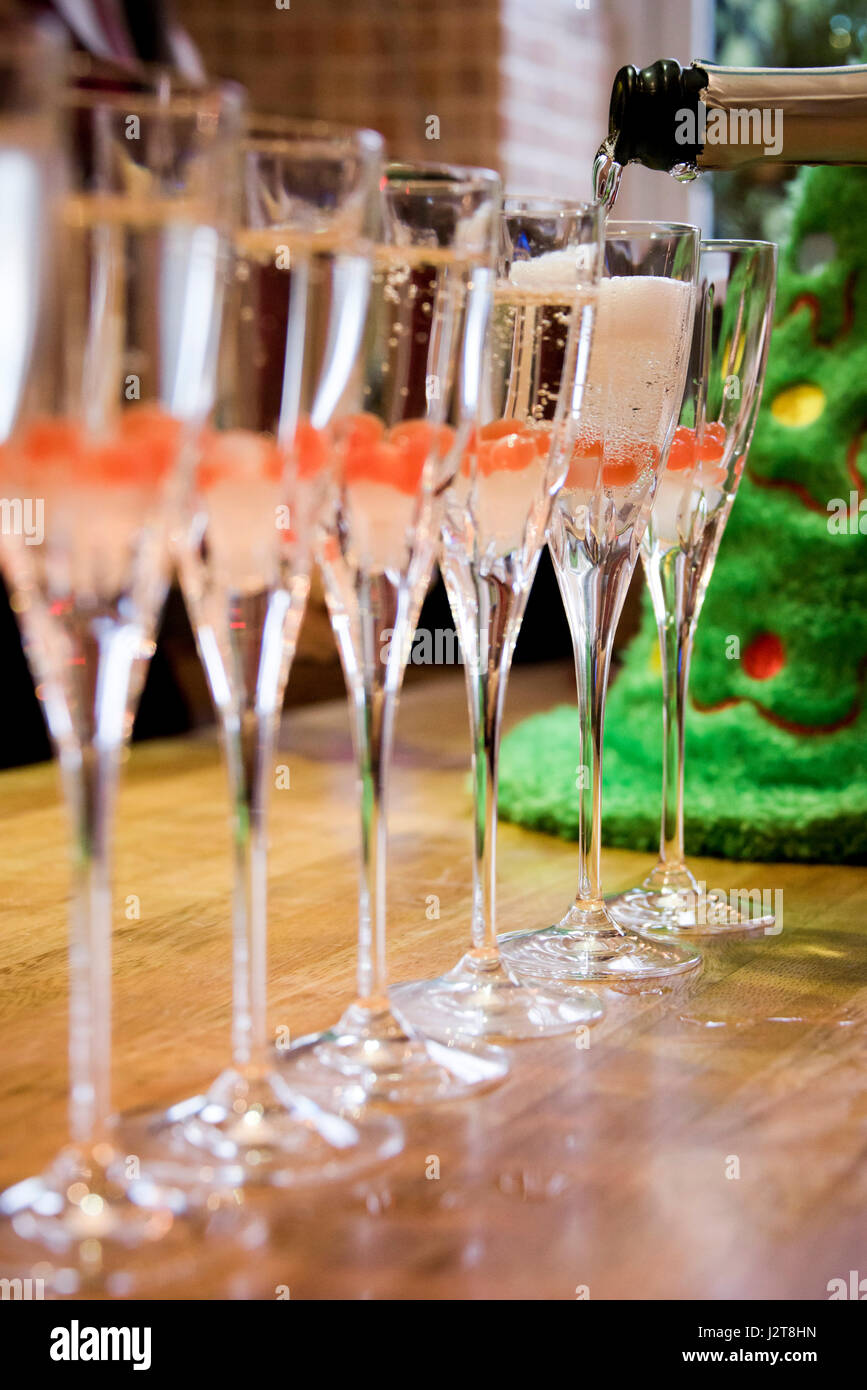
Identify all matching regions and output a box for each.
[285,163,510,1103]
[153,118,402,1183]
[500,222,704,983]
[0,63,243,1283]
[392,197,606,1040]
[609,239,777,934]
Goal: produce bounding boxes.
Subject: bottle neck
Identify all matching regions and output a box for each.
[609,59,708,174]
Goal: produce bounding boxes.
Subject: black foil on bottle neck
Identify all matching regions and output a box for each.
[609,59,709,171]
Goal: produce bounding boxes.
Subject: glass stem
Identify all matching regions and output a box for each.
[557,554,631,915]
[645,545,693,868]
[61,740,120,1150]
[351,586,395,1012]
[574,584,608,909]
[464,572,521,959]
[213,584,304,1072]
[224,706,273,1071]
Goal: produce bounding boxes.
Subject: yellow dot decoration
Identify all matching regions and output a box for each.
[771,382,826,427]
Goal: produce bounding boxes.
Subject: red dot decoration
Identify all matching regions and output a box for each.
[743,632,786,681]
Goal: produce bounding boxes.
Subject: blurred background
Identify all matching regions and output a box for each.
[1,0,865,766]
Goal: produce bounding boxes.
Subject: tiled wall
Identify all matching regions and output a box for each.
[177,0,611,195]
[499,0,611,198]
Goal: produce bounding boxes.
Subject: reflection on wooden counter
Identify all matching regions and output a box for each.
[1,664,865,1299]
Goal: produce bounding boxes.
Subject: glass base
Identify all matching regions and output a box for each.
[0,1140,269,1297]
[0,1142,192,1295]
[499,900,702,983]
[284,999,510,1105]
[390,951,604,1042]
[129,1063,404,1190]
[608,877,776,936]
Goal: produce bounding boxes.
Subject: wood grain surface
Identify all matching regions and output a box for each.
[1,662,865,1300]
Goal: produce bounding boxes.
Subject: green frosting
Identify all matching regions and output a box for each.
[499,166,867,864]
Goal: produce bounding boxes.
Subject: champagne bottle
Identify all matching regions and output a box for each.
[607,59,867,179]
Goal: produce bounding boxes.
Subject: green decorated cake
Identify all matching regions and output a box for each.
[499,165,867,865]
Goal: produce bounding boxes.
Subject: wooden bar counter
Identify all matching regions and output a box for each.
[1,663,865,1300]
